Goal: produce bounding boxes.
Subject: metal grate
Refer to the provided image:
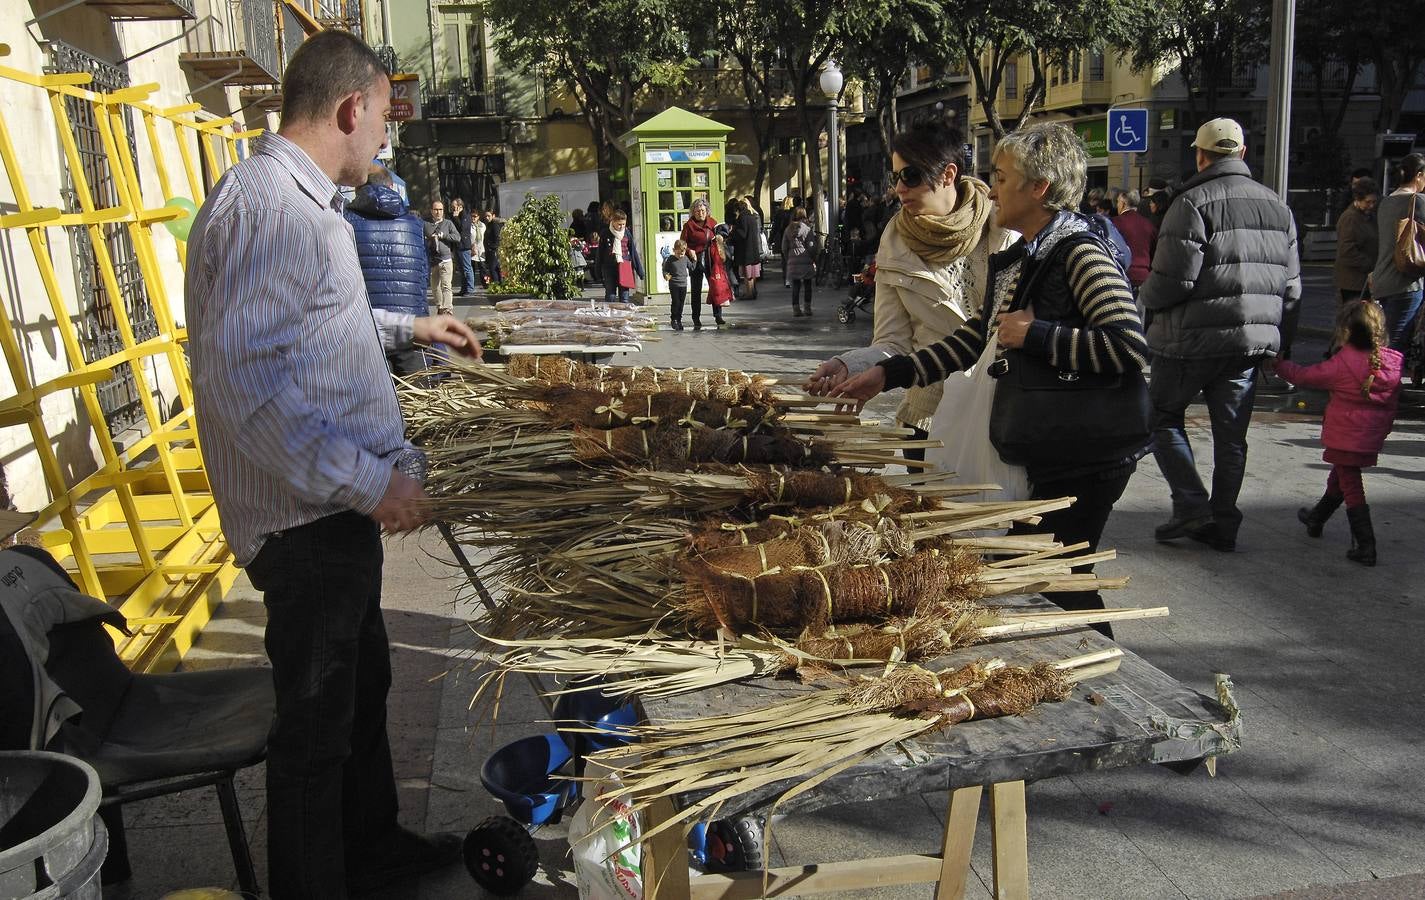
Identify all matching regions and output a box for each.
[437,154,503,214]
[46,41,161,436]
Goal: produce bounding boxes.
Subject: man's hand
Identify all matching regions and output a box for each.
[371,469,429,534]
[995,307,1035,350]
[414,314,483,360]
[827,365,887,414]
[803,358,849,395]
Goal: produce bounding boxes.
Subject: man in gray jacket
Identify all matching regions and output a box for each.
[1140,117,1301,552]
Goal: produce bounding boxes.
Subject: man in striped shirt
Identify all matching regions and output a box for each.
[184,30,478,898]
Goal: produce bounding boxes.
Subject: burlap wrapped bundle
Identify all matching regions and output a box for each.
[681,549,980,634]
[570,422,831,467]
[540,386,775,431]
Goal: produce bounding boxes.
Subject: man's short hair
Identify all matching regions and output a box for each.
[365,165,393,187]
[1120,189,1141,207]
[1350,177,1379,201]
[280,30,387,127]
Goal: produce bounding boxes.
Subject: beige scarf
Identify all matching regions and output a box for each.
[892,176,992,266]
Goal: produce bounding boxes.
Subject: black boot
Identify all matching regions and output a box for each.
[1297,493,1343,538]
[1346,505,1376,566]
[792,301,803,317]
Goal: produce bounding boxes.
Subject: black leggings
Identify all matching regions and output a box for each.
[791,278,813,308]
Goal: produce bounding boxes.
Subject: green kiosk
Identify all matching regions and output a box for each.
[619,107,734,297]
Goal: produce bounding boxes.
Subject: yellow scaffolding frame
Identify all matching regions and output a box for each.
[0,58,261,672]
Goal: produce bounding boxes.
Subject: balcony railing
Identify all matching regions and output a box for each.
[181,0,282,86]
[422,78,506,118]
[1294,60,1353,91]
[85,0,195,21]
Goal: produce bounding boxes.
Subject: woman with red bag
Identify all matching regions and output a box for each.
[597,209,644,304]
[680,198,726,328]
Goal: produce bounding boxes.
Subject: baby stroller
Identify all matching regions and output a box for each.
[837,260,876,324]
[463,680,763,895]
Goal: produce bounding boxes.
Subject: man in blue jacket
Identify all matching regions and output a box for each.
[344,165,431,374]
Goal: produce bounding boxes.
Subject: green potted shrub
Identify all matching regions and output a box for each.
[492,192,580,301]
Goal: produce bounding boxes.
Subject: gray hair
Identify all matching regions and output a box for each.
[993,122,1088,213]
[1120,189,1141,207]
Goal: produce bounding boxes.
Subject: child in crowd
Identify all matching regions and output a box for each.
[663,239,695,330]
[1271,300,1403,566]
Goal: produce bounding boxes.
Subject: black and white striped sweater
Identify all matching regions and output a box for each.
[879,214,1148,390]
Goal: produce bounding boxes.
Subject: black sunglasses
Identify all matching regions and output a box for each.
[889,166,926,189]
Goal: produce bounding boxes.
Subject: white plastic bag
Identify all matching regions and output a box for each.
[927,335,1030,504]
[569,768,643,900]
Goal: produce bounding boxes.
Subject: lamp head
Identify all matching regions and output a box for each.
[819,60,843,99]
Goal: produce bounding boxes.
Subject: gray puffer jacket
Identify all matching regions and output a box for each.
[1140,158,1301,359]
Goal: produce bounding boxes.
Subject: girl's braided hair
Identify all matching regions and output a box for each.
[1333,300,1388,398]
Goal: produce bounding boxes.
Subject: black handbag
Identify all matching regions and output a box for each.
[987,234,1151,467]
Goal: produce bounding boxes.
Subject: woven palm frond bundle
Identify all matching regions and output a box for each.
[581,650,1120,854]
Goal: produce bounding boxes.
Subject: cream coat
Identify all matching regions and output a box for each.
[837,219,1013,430]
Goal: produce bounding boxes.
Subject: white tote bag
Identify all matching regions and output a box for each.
[926,335,1030,503]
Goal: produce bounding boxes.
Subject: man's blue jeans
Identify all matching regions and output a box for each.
[456,248,475,294]
[1379,288,1424,353]
[1149,355,1261,539]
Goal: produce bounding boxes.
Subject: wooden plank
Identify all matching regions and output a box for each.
[689,853,945,899]
[936,784,983,900]
[643,793,692,899]
[989,781,1028,899]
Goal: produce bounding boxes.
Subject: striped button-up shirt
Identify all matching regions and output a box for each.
[185,132,423,566]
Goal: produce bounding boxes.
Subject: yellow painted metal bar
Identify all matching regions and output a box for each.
[78,525,188,555]
[171,116,207,201]
[100,94,196,413]
[46,90,165,566]
[81,493,211,530]
[87,93,195,528]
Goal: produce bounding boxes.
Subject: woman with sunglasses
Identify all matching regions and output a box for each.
[827,121,1149,637]
[804,117,1011,463]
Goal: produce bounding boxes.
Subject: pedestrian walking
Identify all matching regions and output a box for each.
[1270,300,1402,566]
[663,239,694,330]
[1370,153,1425,351]
[826,121,1149,637]
[182,29,481,899]
[781,207,818,317]
[680,198,718,328]
[733,198,763,300]
[470,207,487,288]
[1140,117,1302,553]
[1113,189,1158,290]
[482,208,504,283]
[449,196,475,296]
[424,199,460,315]
[597,209,644,304]
[804,118,1012,467]
[343,165,430,375]
[1335,178,1379,302]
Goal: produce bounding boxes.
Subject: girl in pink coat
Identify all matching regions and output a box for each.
[1272,300,1402,566]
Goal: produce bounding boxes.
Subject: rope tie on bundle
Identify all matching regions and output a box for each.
[879,567,893,611]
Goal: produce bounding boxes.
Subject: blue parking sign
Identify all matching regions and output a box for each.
[1108,109,1149,153]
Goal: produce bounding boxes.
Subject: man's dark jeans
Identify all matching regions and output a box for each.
[1149,355,1260,540]
[246,511,398,899]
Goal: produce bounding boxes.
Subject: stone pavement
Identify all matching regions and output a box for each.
[106,265,1425,899]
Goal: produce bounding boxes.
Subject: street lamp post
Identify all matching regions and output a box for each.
[820,60,843,281]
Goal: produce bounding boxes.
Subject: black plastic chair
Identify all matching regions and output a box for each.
[0,545,273,895]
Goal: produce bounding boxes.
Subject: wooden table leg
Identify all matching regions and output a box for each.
[935,784,983,900]
[990,780,1029,900]
[642,793,692,899]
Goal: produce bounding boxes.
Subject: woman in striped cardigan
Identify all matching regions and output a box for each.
[831,122,1149,637]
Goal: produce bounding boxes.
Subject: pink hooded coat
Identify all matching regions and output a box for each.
[1276,345,1403,456]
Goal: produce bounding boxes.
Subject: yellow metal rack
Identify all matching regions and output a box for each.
[0,56,261,672]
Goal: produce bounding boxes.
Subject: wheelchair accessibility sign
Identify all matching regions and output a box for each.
[1108,109,1149,153]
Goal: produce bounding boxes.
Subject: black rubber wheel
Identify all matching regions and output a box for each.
[463,816,539,895]
[702,816,763,873]
[837,305,853,325]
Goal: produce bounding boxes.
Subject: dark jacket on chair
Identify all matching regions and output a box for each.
[343,184,430,316]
